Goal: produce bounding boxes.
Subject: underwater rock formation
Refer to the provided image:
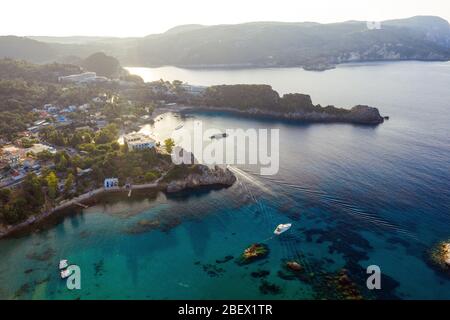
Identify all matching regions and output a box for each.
[216,255,234,264]
[251,270,270,278]
[332,269,363,300]
[259,280,282,295]
[125,219,161,234]
[26,248,55,262]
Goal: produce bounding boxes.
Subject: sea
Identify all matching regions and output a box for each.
[0,61,449,299]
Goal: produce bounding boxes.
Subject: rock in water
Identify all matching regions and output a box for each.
[347,105,384,125]
[429,240,450,273]
[286,261,303,272]
[236,243,269,265]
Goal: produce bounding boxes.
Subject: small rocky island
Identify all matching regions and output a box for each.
[430,240,450,273]
[236,243,269,265]
[189,84,385,125]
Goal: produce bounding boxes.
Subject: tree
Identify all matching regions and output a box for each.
[164,138,175,154]
[144,171,160,182]
[23,173,44,209]
[55,153,69,172]
[111,141,120,151]
[95,124,118,144]
[37,150,54,161]
[46,171,58,200]
[5,198,27,224]
[0,188,11,204]
[64,173,75,196]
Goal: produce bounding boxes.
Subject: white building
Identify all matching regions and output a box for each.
[104,178,119,189]
[59,72,109,84]
[124,133,156,152]
[59,72,97,83]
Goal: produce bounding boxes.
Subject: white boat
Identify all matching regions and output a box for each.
[210,133,228,139]
[175,124,184,130]
[59,259,68,270]
[274,223,292,235]
[60,269,72,279]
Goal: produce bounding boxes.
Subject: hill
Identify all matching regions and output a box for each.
[2,16,450,70]
[132,16,450,69]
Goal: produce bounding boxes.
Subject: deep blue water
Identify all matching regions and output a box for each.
[1,61,450,299]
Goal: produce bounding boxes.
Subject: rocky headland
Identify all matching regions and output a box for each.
[185,104,384,125]
[192,85,386,125]
[162,164,236,193]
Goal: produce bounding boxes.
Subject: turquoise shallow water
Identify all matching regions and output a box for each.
[1,61,450,299]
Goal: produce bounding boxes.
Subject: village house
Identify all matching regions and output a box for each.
[104,178,119,189]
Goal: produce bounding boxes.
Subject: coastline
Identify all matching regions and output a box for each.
[175,105,385,125]
[126,59,450,72]
[0,185,143,239]
[0,165,236,239]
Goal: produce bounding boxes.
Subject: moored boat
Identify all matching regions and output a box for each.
[210,133,228,139]
[274,223,292,235]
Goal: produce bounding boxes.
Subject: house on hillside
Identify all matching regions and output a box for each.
[104,178,119,189]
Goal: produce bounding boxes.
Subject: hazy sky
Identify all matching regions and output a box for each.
[2,0,449,37]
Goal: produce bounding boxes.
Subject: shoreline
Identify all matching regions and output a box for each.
[126,59,450,72]
[0,165,236,239]
[0,183,162,239]
[174,105,385,126]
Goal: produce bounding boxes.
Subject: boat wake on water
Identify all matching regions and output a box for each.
[227,166,277,196]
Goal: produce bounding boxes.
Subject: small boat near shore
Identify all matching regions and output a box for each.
[59,259,71,279]
[175,124,184,130]
[59,259,68,270]
[60,269,71,279]
[274,223,292,235]
[210,133,228,139]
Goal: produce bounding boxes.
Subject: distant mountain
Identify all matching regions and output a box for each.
[28,36,120,44]
[131,16,450,69]
[0,36,56,63]
[1,16,450,70]
[163,24,207,35]
[383,16,450,48]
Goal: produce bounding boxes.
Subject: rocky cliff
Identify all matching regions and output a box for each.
[163,165,236,193]
[185,104,384,125]
[197,85,385,125]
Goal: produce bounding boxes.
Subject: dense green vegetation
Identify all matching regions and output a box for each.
[200,84,350,115]
[161,164,203,183]
[82,52,121,78]
[0,58,81,82]
[0,59,108,139]
[0,172,51,224]
[0,58,163,226]
[0,125,172,225]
